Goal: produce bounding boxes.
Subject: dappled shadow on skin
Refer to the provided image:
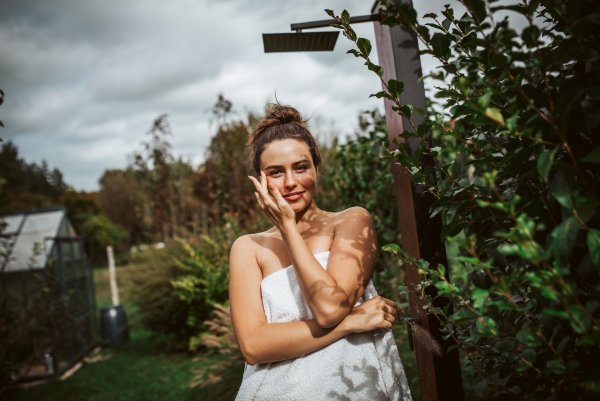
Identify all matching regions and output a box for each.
[326,358,387,400]
[247,205,379,317]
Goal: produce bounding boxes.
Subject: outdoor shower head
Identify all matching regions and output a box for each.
[262,31,339,53]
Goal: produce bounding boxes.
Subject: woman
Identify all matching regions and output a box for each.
[230,104,412,400]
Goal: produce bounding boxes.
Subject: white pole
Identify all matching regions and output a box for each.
[107,245,119,306]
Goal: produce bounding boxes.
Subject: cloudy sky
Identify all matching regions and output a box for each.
[0,0,527,191]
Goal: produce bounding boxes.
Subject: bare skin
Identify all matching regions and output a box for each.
[229,138,405,366]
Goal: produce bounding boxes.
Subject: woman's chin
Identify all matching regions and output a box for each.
[290,200,312,215]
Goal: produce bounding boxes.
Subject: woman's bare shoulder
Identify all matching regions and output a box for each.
[230,229,278,261]
[332,207,373,226]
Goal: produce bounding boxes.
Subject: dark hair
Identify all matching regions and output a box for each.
[247,104,322,175]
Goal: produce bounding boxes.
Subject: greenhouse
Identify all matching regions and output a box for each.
[0,207,97,383]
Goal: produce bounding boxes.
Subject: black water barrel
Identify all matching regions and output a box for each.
[100,305,130,346]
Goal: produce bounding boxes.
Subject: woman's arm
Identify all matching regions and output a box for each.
[229,235,399,366]
[249,173,378,328]
[281,207,378,328]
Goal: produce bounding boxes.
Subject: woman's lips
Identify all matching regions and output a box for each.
[283,191,304,202]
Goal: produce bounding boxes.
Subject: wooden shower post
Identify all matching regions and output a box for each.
[372,1,464,400]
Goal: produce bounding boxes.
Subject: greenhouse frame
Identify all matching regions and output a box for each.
[0,207,97,383]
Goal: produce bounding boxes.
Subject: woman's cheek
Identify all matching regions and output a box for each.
[299,174,317,191]
[267,178,283,193]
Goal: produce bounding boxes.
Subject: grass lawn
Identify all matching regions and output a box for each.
[4,330,222,401]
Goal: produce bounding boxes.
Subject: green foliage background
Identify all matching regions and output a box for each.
[328,0,600,399]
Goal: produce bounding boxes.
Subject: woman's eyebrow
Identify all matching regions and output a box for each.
[264,159,311,170]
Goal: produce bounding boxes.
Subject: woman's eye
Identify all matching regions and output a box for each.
[269,170,281,175]
[296,165,307,172]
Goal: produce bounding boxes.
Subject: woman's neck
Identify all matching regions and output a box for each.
[294,201,327,230]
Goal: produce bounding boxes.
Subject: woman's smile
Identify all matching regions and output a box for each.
[282,191,304,202]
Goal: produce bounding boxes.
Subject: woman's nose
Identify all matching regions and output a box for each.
[284,171,297,189]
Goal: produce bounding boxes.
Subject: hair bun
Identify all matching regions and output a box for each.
[264,104,305,127]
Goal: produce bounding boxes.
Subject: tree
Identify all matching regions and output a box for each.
[98,169,147,245]
[329,0,600,398]
[0,141,67,215]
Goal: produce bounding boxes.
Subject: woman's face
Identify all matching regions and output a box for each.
[260,138,317,214]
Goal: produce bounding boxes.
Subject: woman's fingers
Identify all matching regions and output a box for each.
[249,175,280,211]
[261,171,268,189]
[270,185,290,210]
[261,172,284,209]
[381,297,405,321]
[254,192,265,209]
[383,312,396,324]
[248,175,267,195]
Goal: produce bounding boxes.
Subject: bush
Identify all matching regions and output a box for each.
[330,0,600,399]
[122,243,193,350]
[123,217,240,351]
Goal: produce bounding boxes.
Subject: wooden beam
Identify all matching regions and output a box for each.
[372,1,464,400]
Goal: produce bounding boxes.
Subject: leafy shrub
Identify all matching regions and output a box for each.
[124,217,240,351]
[80,214,128,248]
[329,0,600,399]
[122,242,193,350]
[171,217,243,347]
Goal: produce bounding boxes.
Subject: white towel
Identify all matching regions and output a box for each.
[235,252,413,401]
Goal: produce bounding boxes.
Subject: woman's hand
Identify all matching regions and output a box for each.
[341,296,406,333]
[249,171,296,230]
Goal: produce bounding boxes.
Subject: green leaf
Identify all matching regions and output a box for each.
[580,146,600,163]
[456,76,471,96]
[588,229,600,267]
[472,288,488,313]
[365,61,384,77]
[522,25,540,47]
[540,285,559,301]
[537,146,559,182]
[463,0,487,22]
[475,316,498,338]
[398,130,420,139]
[441,219,466,241]
[357,38,372,57]
[423,13,438,19]
[472,378,488,397]
[341,10,350,25]
[430,33,452,61]
[413,145,427,165]
[382,243,402,254]
[388,79,405,99]
[452,307,477,323]
[576,196,598,222]
[346,49,362,58]
[550,164,579,210]
[551,217,581,267]
[485,107,505,125]
[521,348,537,364]
[369,91,394,101]
[324,9,336,19]
[506,114,519,131]
[394,105,414,118]
[556,336,570,355]
[442,18,451,31]
[546,359,565,374]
